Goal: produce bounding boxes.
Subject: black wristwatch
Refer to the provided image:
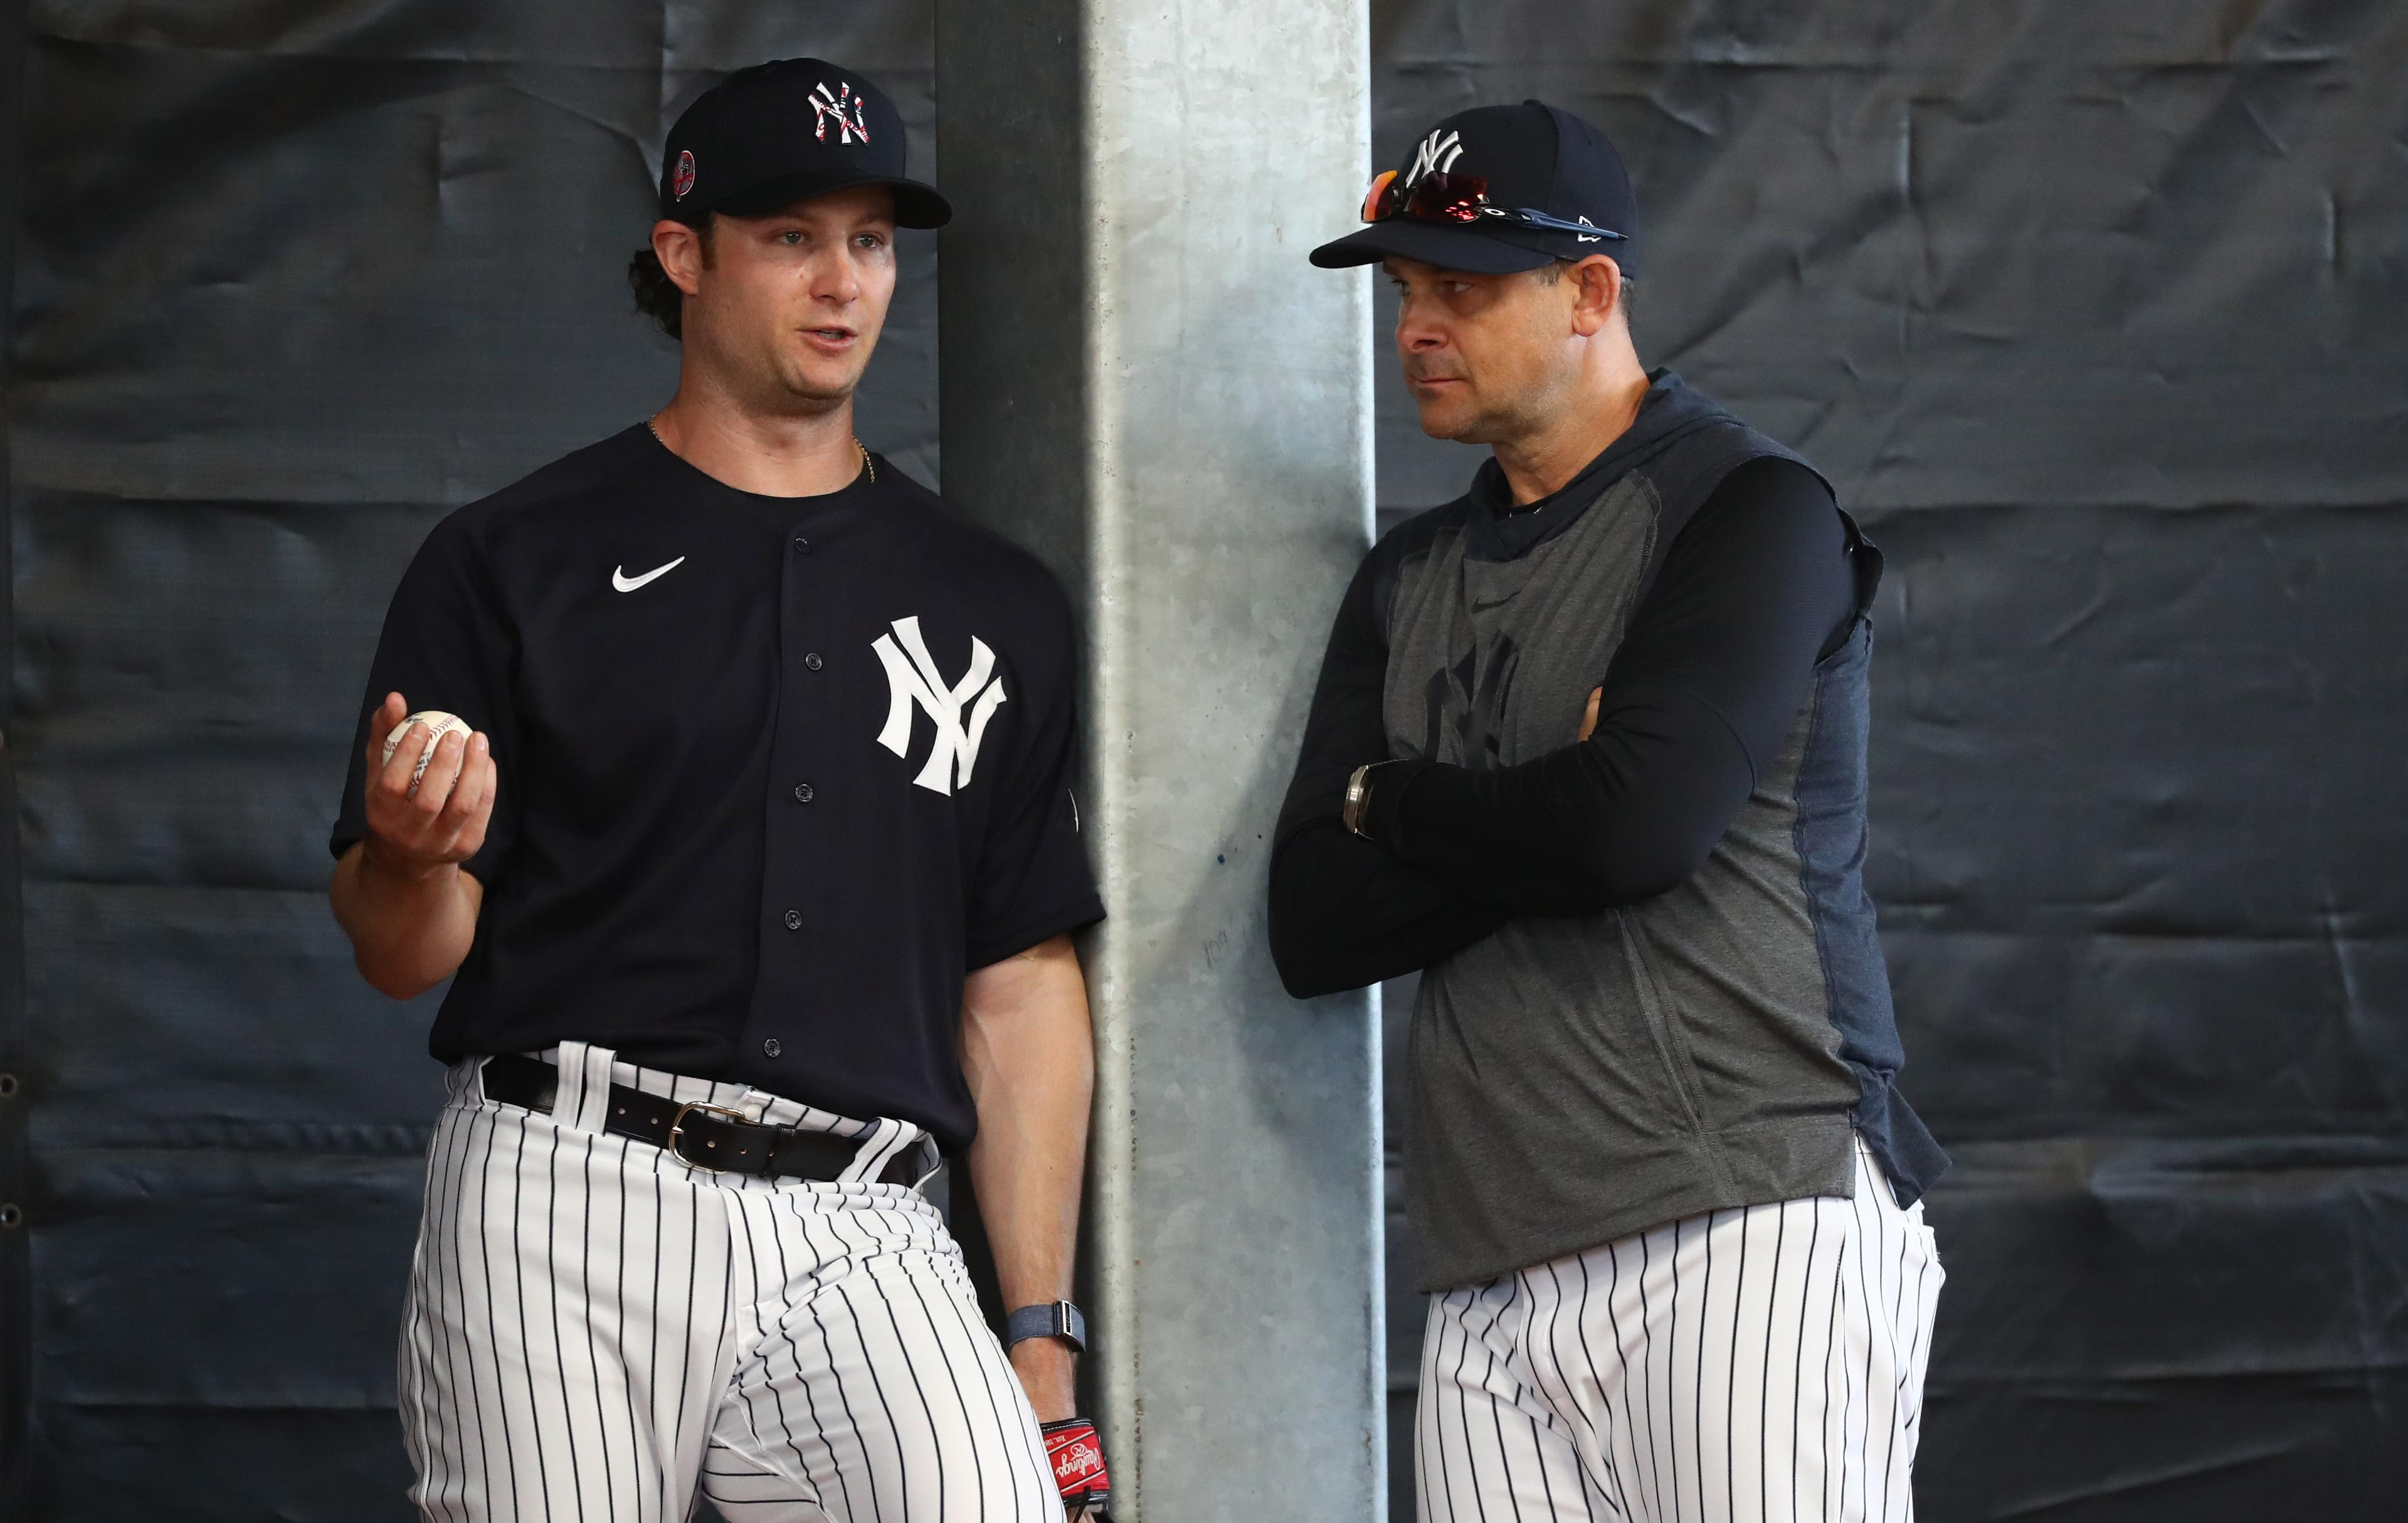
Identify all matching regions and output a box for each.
[1005,1299,1088,1355]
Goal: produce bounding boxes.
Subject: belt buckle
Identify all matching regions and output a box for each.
[668,1101,751,1173]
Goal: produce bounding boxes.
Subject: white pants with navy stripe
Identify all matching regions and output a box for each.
[398,1041,1065,1523]
[1417,1138,1944,1523]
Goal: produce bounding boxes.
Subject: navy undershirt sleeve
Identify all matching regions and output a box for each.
[1377,456,1858,915]
[1267,552,1508,998]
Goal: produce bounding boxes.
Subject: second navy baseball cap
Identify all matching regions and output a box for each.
[1311,101,1638,276]
[658,58,952,229]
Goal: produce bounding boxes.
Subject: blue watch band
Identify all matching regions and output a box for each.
[1005,1300,1087,1354]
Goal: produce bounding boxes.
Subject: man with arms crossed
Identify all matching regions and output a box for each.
[330,59,1111,1522]
[1271,103,1950,1522]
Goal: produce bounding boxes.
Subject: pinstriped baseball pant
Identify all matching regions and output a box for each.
[398,1042,1065,1523]
[1417,1137,1944,1523]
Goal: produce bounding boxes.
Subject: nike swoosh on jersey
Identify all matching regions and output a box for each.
[611,557,687,593]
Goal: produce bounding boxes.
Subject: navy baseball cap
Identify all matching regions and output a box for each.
[1311,101,1638,276]
[658,58,951,228]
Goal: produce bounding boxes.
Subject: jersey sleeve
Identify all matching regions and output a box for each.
[962,586,1105,970]
[329,509,520,885]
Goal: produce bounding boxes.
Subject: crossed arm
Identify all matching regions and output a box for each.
[1268,458,1858,996]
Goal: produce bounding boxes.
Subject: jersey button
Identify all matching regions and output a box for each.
[803,651,823,672]
[783,909,803,930]
[762,1038,783,1059]
[793,783,815,804]
[792,536,812,554]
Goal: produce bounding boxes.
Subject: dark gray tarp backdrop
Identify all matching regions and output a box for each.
[3,1,2404,1518]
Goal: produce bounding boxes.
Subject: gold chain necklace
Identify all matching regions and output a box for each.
[645,415,874,484]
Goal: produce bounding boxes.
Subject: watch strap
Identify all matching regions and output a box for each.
[1005,1300,1087,1354]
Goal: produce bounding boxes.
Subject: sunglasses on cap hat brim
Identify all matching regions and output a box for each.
[1307,169,1628,274]
[1360,168,1626,245]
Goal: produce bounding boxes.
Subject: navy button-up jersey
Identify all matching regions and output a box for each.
[331,426,1104,1149]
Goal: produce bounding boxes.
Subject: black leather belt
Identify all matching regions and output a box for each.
[480,1053,925,1186]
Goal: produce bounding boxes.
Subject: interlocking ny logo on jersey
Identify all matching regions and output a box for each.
[811,81,870,144]
[872,617,1006,795]
[1407,127,1465,185]
[1423,632,1519,771]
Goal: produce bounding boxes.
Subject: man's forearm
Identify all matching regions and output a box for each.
[1368,687,1758,915]
[959,935,1094,1423]
[329,840,484,999]
[1366,466,1862,914]
[1268,818,1508,994]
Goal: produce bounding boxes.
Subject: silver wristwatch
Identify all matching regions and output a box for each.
[1343,763,1375,837]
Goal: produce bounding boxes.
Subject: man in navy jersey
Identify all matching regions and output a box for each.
[330,58,1111,1522]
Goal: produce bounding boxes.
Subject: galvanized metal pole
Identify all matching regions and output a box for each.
[935,3,1381,1519]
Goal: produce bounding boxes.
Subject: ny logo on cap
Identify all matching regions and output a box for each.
[872,616,1007,795]
[812,80,871,145]
[1407,128,1465,185]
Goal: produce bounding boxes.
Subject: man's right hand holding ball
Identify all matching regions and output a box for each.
[366,693,494,870]
[329,691,498,999]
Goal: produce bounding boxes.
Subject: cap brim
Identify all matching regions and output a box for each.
[1307,219,1556,274]
[699,171,954,229]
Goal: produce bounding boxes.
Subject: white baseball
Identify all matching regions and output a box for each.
[382,710,472,795]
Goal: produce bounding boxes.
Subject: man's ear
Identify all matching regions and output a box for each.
[1567,255,1622,338]
[652,219,706,298]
